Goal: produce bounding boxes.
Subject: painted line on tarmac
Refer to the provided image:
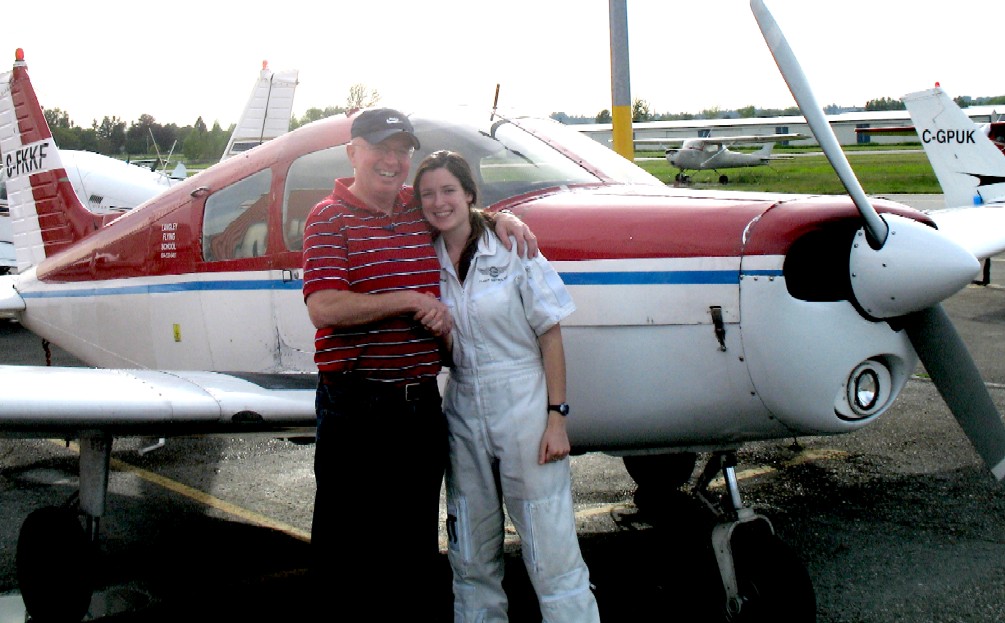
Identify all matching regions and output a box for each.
[49,439,311,543]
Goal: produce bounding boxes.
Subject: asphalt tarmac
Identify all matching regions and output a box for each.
[3,194,1005,622]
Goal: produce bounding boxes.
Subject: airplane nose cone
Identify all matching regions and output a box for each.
[849,213,980,319]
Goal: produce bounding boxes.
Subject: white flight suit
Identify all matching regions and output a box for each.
[437,231,600,623]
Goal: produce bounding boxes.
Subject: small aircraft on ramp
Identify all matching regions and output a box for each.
[637,132,801,184]
[4,0,1005,618]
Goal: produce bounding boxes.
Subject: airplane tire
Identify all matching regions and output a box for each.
[16,506,93,622]
[719,175,729,185]
[724,524,816,623]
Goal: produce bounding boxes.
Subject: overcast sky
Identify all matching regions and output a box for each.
[6,0,999,129]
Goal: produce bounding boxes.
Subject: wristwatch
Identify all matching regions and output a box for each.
[548,403,570,416]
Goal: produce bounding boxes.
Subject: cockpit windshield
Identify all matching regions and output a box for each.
[280,112,665,252]
[410,114,663,206]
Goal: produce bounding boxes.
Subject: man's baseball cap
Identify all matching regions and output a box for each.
[351,108,420,150]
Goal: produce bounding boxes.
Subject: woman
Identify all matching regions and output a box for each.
[414,150,600,622]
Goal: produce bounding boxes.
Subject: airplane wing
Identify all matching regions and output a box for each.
[634,137,689,147]
[0,365,317,436]
[703,133,803,145]
[854,126,917,137]
[636,133,802,148]
[925,205,1005,260]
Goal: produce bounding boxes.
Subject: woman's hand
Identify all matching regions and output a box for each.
[538,412,571,464]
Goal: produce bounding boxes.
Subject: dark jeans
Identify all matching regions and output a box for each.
[311,376,448,617]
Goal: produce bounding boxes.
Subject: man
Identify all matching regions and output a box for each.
[302,108,536,616]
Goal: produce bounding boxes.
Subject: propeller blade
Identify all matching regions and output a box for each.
[903,306,1005,481]
[751,0,1005,484]
[749,0,887,248]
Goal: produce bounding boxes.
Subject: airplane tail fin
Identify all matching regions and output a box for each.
[903,87,1005,208]
[756,142,775,155]
[0,49,110,273]
[220,61,299,161]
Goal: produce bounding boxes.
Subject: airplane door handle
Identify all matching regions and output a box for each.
[710,306,727,351]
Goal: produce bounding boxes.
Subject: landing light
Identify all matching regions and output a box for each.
[838,360,891,420]
[853,369,879,411]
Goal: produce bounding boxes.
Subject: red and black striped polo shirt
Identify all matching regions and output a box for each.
[302,178,442,383]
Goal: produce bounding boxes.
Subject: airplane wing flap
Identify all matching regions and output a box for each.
[0,366,317,435]
[925,206,1005,260]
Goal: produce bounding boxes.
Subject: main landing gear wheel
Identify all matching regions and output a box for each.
[719,174,729,185]
[16,506,94,622]
[723,521,816,622]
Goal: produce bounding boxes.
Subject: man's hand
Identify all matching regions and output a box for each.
[414,292,452,337]
[493,211,539,258]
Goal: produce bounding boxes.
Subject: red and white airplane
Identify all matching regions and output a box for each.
[0,59,299,276]
[3,0,1005,618]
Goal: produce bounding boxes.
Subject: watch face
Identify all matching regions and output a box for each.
[551,403,569,416]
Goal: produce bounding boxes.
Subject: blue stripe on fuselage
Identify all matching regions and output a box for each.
[22,269,783,298]
[21,279,304,298]
[561,269,779,285]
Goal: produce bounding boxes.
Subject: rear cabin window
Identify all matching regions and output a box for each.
[202,170,272,261]
[283,146,353,252]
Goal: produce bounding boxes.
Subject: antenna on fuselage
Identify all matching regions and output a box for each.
[491,83,500,121]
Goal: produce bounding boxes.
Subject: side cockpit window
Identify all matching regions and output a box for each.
[202,169,272,261]
[283,146,353,251]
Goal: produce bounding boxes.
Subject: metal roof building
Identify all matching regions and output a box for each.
[575,105,1003,149]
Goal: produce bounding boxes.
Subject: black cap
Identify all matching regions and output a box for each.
[350,108,420,150]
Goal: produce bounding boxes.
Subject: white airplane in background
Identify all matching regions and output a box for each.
[636,133,801,184]
[0,55,299,275]
[856,88,1005,211]
[221,60,299,160]
[5,0,1005,618]
[858,87,1005,284]
[901,86,1005,210]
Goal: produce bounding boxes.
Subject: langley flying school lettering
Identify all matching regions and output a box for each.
[4,140,52,178]
[921,128,975,144]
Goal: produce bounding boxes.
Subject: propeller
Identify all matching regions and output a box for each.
[750,0,1005,482]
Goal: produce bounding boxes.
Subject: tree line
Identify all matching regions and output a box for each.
[40,86,1005,163]
[41,83,381,164]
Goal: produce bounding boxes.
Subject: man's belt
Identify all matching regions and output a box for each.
[318,371,439,403]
